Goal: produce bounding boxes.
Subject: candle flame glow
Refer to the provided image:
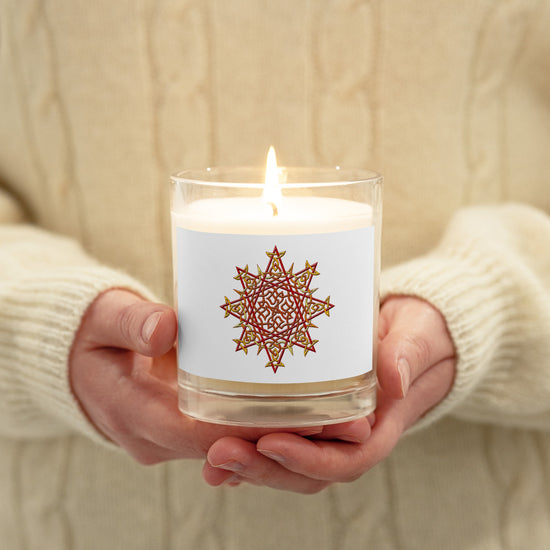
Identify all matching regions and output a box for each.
[263,146,282,216]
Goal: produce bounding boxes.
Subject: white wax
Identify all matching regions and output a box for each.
[171,196,373,235]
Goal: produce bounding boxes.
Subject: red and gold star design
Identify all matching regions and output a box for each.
[220,246,335,373]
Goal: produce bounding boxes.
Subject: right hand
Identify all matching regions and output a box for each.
[202,296,455,493]
[68,289,371,468]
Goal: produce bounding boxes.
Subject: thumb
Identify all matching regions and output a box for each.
[81,289,177,356]
[377,297,455,399]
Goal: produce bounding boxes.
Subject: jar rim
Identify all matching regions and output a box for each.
[170,166,382,189]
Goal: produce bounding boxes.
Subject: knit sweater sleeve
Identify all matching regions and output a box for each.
[0,190,156,444]
[381,202,550,432]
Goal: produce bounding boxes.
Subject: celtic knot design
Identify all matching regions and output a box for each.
[220,246,335,373]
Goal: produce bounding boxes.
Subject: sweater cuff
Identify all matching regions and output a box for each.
[380,246,513,431]
[0,264,156,448]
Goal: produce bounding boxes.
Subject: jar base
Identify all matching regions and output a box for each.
[178,377,377,427]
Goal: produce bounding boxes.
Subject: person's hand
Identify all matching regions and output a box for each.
[202,296,456,493]
[69,289,371,464]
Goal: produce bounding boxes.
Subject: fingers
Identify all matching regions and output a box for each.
[377,296,455,399]
[204,437,330,494]
[202,419,373,491]
[81,289,177,356]
[257,434,374,483]
[313,417,372,443]
[204,430,379,490]
[201,417,371,492]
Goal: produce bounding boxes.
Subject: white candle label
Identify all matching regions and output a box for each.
[176,226,375,384]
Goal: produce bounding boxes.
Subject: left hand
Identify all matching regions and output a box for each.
[69,289,362,465]
[202,296,456,493]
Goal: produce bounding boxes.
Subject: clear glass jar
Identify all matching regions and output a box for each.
[171,166,382,427]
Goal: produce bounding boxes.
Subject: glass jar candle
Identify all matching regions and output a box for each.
[170,153,382,427]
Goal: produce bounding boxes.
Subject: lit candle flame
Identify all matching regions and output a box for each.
[263,146,282,216]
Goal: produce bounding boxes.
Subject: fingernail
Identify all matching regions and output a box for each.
[212,460,244,473]
[296,427,323,437]
[257,449,286,463]
[224,474,242,487]
[142,312,162,343]
[338,434,364,444]
[397,357,410,397]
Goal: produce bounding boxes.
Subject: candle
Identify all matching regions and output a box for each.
[170,150,382,427]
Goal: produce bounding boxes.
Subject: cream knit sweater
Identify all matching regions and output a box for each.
[1,1,550,548]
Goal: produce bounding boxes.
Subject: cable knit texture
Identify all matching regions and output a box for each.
[1,1,550,549]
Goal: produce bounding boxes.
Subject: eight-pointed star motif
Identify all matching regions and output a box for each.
[220,246,335,373]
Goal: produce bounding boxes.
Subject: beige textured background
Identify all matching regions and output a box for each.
[2,2,550,549]
[2,0,550,304]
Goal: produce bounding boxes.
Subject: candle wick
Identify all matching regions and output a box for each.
[268,202,278,217]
